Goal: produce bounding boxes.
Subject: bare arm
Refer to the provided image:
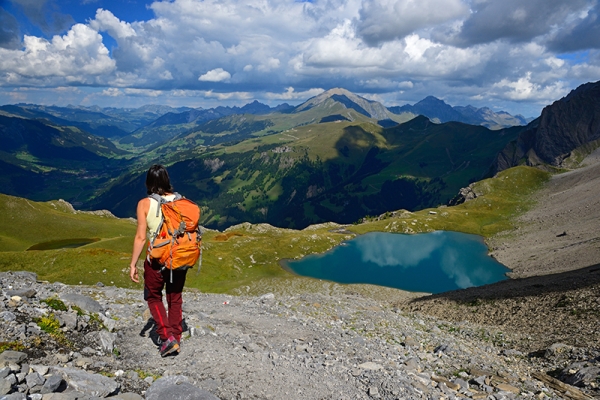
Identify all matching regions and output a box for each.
[129,198,150,283]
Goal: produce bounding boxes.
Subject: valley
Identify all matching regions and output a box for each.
[0,82,599,398]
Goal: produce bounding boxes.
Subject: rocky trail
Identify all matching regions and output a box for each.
[2,149,600,400]
[1,269,598,400]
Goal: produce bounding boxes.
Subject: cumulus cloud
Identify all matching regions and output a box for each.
[455,0,590,46]
[88,9,136,39]
[491,72,570,101]
[264,87,325,101]
[199,68,231,82]
[356,0,468,45]
[546,1,600,52]
[0,23,114,82]
[0,0,597,115]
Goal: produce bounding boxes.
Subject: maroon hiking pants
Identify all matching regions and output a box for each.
[143,258,188,342]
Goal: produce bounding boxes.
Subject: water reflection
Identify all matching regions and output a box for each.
[284,231,509,294]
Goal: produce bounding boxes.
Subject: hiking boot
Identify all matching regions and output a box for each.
[159,336,179,357]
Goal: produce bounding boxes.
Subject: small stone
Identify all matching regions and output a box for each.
[0,311,17,322]
[30,365,49,376]
[0,351,27,367]
[368,386,379,397]
[25,372,45,388]
[495,383,520,394]
[0,378,12,396]
[55,352,70,364]
[40,374,64,394]
[404,358,420,371]
[0,366,11,379]
[358,362,383,371]
[259,293,275,302]
[127,371,140,381]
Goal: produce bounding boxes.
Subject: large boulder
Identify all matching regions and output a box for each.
[146,375,219,400]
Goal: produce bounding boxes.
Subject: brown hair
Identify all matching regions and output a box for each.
[145,164,174,195]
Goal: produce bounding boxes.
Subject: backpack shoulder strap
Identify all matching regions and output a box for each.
[148,193,166,218]
[148,193,183,217]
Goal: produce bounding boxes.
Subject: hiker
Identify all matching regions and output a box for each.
[129,164,201,357]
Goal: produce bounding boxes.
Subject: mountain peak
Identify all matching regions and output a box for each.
[294,88,396,120]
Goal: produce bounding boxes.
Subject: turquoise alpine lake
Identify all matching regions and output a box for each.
[284,231,510,294]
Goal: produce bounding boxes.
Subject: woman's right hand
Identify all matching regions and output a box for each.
[130,263,140,283]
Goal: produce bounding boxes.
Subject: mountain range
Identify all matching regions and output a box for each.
[389,96,531,129]
[0,83,598,229]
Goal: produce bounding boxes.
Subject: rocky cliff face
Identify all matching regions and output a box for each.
[492,80,600,173]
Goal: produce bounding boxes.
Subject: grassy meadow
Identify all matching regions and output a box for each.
[0,165,549,294]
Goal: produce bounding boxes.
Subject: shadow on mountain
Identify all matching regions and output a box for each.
[410,263,600,304]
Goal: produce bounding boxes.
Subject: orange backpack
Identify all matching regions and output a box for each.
[147,193,202,281]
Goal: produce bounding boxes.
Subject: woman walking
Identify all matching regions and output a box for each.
[129,164,189,357]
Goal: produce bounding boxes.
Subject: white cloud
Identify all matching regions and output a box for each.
[0,0,597,116]
[264,87,325,100]
[199,68,232,82]
[89,9,136,39]
[101,88,123,97]
[0,23,114,81]
[491,72,570,101]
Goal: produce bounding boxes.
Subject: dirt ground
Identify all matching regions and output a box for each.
[488,147,600,279]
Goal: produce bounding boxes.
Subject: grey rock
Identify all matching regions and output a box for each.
[51,367,119,397]
[15,372,26,383]
[368,386,379,397]
[38,393,80,400]
[434,344,452,354]
[0,312,16,322]
[4,374,17,386]
[97,330,117,353]
[98,314,116,332]
[563,366,600,387]
[0,367,10,379]
[40,374,64,394]
[243,343,261,353]
[25,372,45,388]
[110,394,144,400]
[0,393,27,400]
[259,293,275,302]
[0,377,12,395]
[59,294,103,314]
[404,358,420,371]
[358,362,383,371]
[545,343,572,359]
[146,376,219,400]
[5,289,36,298]
[0,352,27,367]
[58,313,78,331]
[30,365,49,376]
[126,371,139,381]
[454,378,469,390]
[54,352,70,364]
[4,271,37,282]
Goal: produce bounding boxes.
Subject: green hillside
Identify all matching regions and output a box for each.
[93,116,522,230]
[0,166,549,293]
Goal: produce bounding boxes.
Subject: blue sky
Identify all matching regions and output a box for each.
[1,0,599,117]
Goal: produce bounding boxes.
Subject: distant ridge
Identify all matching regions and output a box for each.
[389,96,529,129]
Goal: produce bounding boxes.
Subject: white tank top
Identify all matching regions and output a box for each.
[146,194,176,238]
